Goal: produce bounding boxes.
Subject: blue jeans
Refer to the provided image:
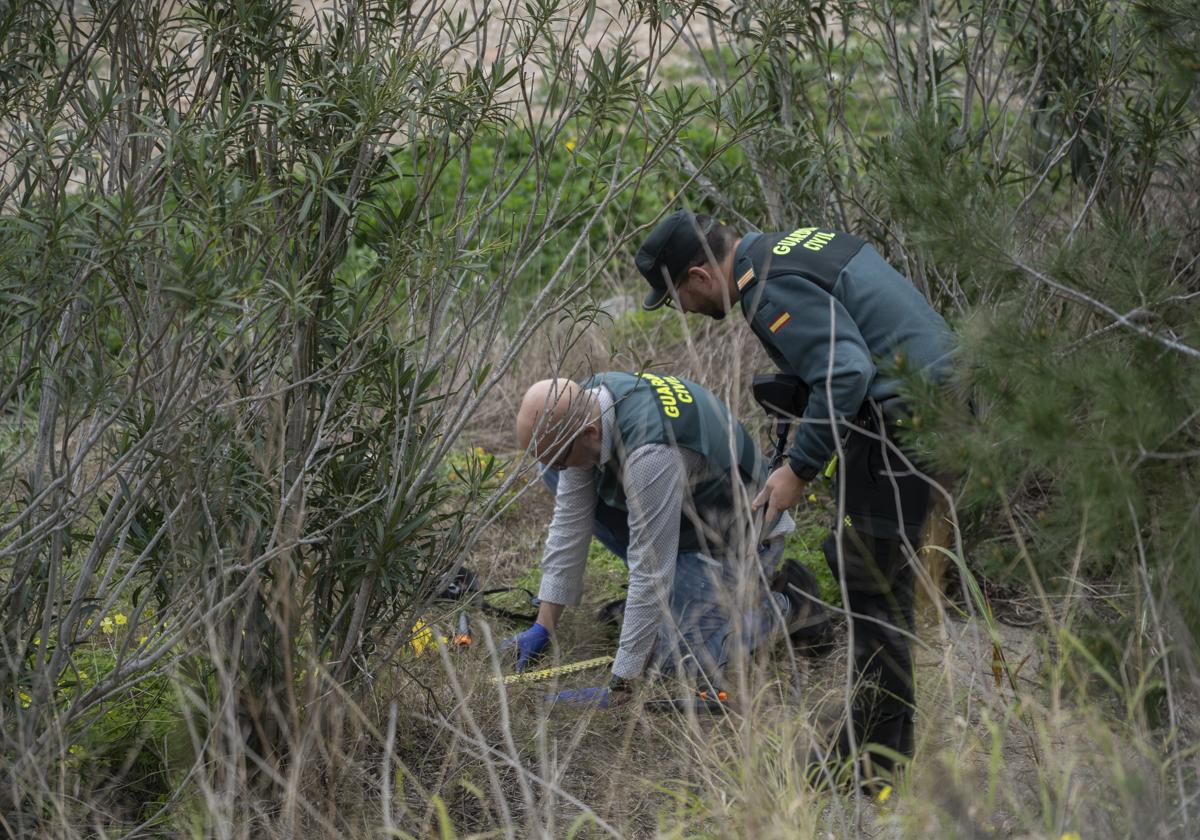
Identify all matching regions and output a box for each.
[542,469,786,686]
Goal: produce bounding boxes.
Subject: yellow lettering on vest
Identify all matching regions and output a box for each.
[664,376,694,403]
[804,231,835,251]
[642,372,691,417]
[772,226,817,255]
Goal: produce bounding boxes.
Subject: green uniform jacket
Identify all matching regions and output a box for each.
[734,228,956,476]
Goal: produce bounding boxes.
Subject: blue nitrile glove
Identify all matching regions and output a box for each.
[499,622,551,672]
[546,686,612,708]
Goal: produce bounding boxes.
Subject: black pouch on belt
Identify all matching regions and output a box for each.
[872,395,910,427]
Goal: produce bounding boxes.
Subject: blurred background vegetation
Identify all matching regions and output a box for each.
[1,0,1197,836]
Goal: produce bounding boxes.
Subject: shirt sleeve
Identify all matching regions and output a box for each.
[753,276,875,472]
[536,467,597,607]
[611,444,685,678]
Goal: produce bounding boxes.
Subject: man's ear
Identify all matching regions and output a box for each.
[687,263,711,288]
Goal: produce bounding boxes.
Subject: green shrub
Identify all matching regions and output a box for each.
[784,518,841,608]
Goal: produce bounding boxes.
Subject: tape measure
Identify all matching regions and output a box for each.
[492,655,614,686]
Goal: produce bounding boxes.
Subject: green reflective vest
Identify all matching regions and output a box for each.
[582,372,766,553]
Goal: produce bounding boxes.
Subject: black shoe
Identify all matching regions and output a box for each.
[771,559,836,657]
[596,597,626,628]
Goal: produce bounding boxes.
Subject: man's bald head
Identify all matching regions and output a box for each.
[516,378,599,464]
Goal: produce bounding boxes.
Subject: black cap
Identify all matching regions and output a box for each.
[635,210,712,310]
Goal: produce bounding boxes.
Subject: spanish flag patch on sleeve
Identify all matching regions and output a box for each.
[768,312,791,333]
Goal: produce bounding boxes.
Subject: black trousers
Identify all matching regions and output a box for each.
[824,405,930,774]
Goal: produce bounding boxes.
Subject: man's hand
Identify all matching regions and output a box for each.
[752,464,809,529]
[499,622,551,672]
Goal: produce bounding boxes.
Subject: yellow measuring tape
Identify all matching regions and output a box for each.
[492,655,614,686]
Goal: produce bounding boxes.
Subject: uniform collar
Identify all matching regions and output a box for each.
[735,231,762,258]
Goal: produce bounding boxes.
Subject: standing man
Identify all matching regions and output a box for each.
[636,210,956,779]
[506,373,831,706]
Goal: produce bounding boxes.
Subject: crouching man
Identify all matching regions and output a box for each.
[505,372,830,707]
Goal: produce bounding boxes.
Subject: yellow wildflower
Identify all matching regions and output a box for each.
[565,137,577,152]
[77,671,88,681]
[874,784,892,804]
[18,691,31,708]
[1061,834,1082,840]
[68,745,85,756]
[114,613,127,626]
[99,616,115,635]
[138,635,149,646]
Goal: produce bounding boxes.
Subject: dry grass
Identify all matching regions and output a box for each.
[403,573,1198,837]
